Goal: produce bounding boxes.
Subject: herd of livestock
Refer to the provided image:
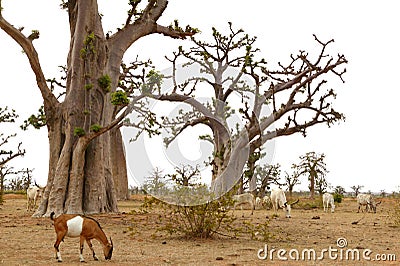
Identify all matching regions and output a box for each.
[26,184,383,218]
[23,183,383,262]
[231,188,382,218]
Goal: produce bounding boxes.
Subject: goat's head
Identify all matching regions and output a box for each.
[103,237,113,260]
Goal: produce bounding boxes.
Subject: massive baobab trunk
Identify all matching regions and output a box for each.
[1,0,195,216]
[38,1,121,215]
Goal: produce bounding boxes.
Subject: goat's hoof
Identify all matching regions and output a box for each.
[94,257,99,261]
[57,259,62,262]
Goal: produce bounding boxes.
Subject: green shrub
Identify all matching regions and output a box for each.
[296,198,322,209]
[333,193,344,203]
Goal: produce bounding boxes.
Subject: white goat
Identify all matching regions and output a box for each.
[322,193,335,213]
[26,184,44,211]
[270,188,299,218]
[357,194,381,213]
[50,212,113,262]
[232,193,255,215]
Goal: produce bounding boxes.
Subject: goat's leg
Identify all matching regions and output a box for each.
[79,236,85,262]
[86,239,99,261]
[54,231,66,262]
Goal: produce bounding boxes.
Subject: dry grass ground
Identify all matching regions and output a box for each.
[0,194,399,265]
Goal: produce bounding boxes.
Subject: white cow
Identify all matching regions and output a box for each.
[357,193,381,213]
[26,184,44,211]
[322,193,335,213]
[270,188,299,218]
[232,193,255,215]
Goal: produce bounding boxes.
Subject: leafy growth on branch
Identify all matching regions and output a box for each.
[28,30,39,41]
[73,127,85,137]
[141,69,163,94]
[90,124,102,133]
[84,83,93,90]
[111,91,129,106]
[168,19,200,36]
[20,106,46,130]
[98,74,111,92]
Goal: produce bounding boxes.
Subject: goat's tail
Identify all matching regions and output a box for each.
[50,211,56,220]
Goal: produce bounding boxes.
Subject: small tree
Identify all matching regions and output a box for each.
[350,185,364,197]
[284,165,301,197]
[0,107,26,202]
[143,168,169,196]
[0,107,25,168]
[6,168,34,192]
[166,164,200,187]
[0,166,15,204]
[255,163,281,197]
[334,186,345,195]
[332,185,345,203]
[297,152,328,199]
[314,173,329,196]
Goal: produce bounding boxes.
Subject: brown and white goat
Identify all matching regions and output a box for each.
[50,212,113,262]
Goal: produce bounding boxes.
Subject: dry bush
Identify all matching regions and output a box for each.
[130,189,271,241]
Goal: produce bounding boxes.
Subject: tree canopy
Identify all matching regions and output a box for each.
[144,24,346,197]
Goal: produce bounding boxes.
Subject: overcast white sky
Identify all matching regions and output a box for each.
[0,0,399,193]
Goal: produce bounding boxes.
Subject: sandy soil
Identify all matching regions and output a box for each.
[0,194,399,265]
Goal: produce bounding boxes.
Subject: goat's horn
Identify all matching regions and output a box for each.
[289,198,300,205]
[110,237,113,246]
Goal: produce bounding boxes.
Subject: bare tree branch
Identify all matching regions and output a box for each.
[0,8,58,109]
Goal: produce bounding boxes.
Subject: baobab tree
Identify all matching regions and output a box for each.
[297,151,328,199]
[0,1,196,216]
[284,165,302,198]
[351,185,364,197]
[149,24,347,197]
